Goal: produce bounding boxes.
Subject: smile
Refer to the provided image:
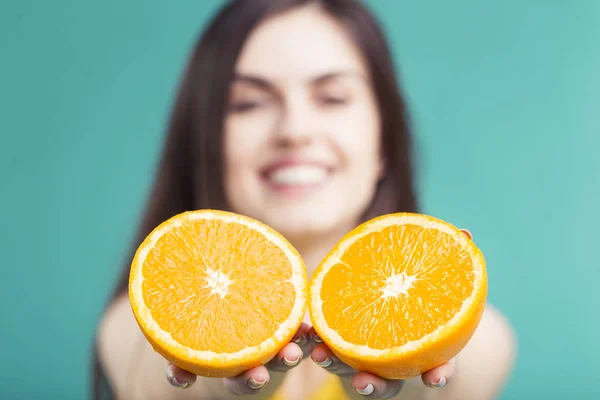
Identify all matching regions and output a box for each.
[268,165,329,185]
[261,163,332,195]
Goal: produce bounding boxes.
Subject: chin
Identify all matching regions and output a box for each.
[258,207,351,242]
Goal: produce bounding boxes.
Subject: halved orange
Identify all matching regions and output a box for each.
[309,213,487,379]
[128,210,308,377]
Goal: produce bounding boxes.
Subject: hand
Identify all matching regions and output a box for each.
[165,322,318,395]
[309,228,473,399]
[310,336,456,398]
[165,228,473,397]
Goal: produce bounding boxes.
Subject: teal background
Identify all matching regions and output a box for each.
[1,0,599,398]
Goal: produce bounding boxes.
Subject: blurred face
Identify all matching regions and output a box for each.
[224,4,382,241]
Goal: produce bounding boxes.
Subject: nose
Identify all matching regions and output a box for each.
[274,96,317,147]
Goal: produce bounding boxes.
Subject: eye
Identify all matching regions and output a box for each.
[316,87,351,107]
[320,96,348,106]
[229,100,263,114]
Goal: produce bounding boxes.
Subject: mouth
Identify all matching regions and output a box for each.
[261,162,332,194]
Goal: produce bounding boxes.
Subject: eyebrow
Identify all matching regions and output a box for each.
[232,70,365,91]
[232,74,275,92]
[312,71,366,84]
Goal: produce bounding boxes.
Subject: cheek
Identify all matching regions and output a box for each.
[223,119,254,203]
[223,114,276,208]
[334,107,381,177]
[224,116,270,174]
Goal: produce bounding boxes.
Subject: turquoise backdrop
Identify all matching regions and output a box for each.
[1,1,599,399]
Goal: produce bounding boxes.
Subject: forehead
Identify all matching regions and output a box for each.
[235,4,368,83]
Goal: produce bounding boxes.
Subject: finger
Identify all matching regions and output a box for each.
[421,357,457,389]
[293,321,313,340]
[292,322,317,356]
[223,365,270,395]
[460,229,473,240]
[352,371,405,399]
[311,343,356,377]
[166,363,197,389]
[265,322,315,372]
[265,342,304,372]
[307,326,322,344]
[307,327,329,354]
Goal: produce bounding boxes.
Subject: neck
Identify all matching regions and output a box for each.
[288,227,354,326]
[287,226,355,277]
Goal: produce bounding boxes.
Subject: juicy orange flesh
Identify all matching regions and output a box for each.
[142,218,295,353]
[321,224,474,349]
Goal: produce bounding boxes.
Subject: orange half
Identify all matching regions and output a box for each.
[129,210,308,377]
[309,213,487,379]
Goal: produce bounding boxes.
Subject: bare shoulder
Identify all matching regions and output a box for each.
[96,294,145,396]
[466,303,517,363]
[97,294,179,399]
[443,303,518,400]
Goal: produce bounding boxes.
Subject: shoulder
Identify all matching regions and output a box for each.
[96,294,144,396]
[98,293,180,399]
[474,303,517,371]
[96,295,218,400]
[98,294,178,399]
[446,303,517,399]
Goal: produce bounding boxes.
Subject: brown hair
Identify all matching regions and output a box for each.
[92,0,418,397]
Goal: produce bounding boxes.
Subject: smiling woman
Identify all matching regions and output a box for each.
[94,1,516,399]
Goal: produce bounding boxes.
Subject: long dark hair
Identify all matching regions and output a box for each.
[92,0,418,398]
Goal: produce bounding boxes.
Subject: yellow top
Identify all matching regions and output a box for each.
[271,374,348,400]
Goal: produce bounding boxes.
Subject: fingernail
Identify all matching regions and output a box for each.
[312,335,323,343]
[355,383,375,396]
[283,356,300,367]
[168,376,189,389]
[313,357,332,368]
[430,376,447,389]
[248,377,267,390]
[166,365,190,389]
[293,335,306,345]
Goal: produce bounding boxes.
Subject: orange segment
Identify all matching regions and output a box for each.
[129,210,307,377]
[309,213,487,379]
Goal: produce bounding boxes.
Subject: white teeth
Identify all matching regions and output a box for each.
[269,165,328,186]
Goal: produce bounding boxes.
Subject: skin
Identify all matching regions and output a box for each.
[97,4,517,400]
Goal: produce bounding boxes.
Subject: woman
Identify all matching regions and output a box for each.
[94,0,516,399]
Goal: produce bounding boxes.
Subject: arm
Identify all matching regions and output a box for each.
[438,303,517,400]
[97,294,226,399]
[97,295,308,400]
